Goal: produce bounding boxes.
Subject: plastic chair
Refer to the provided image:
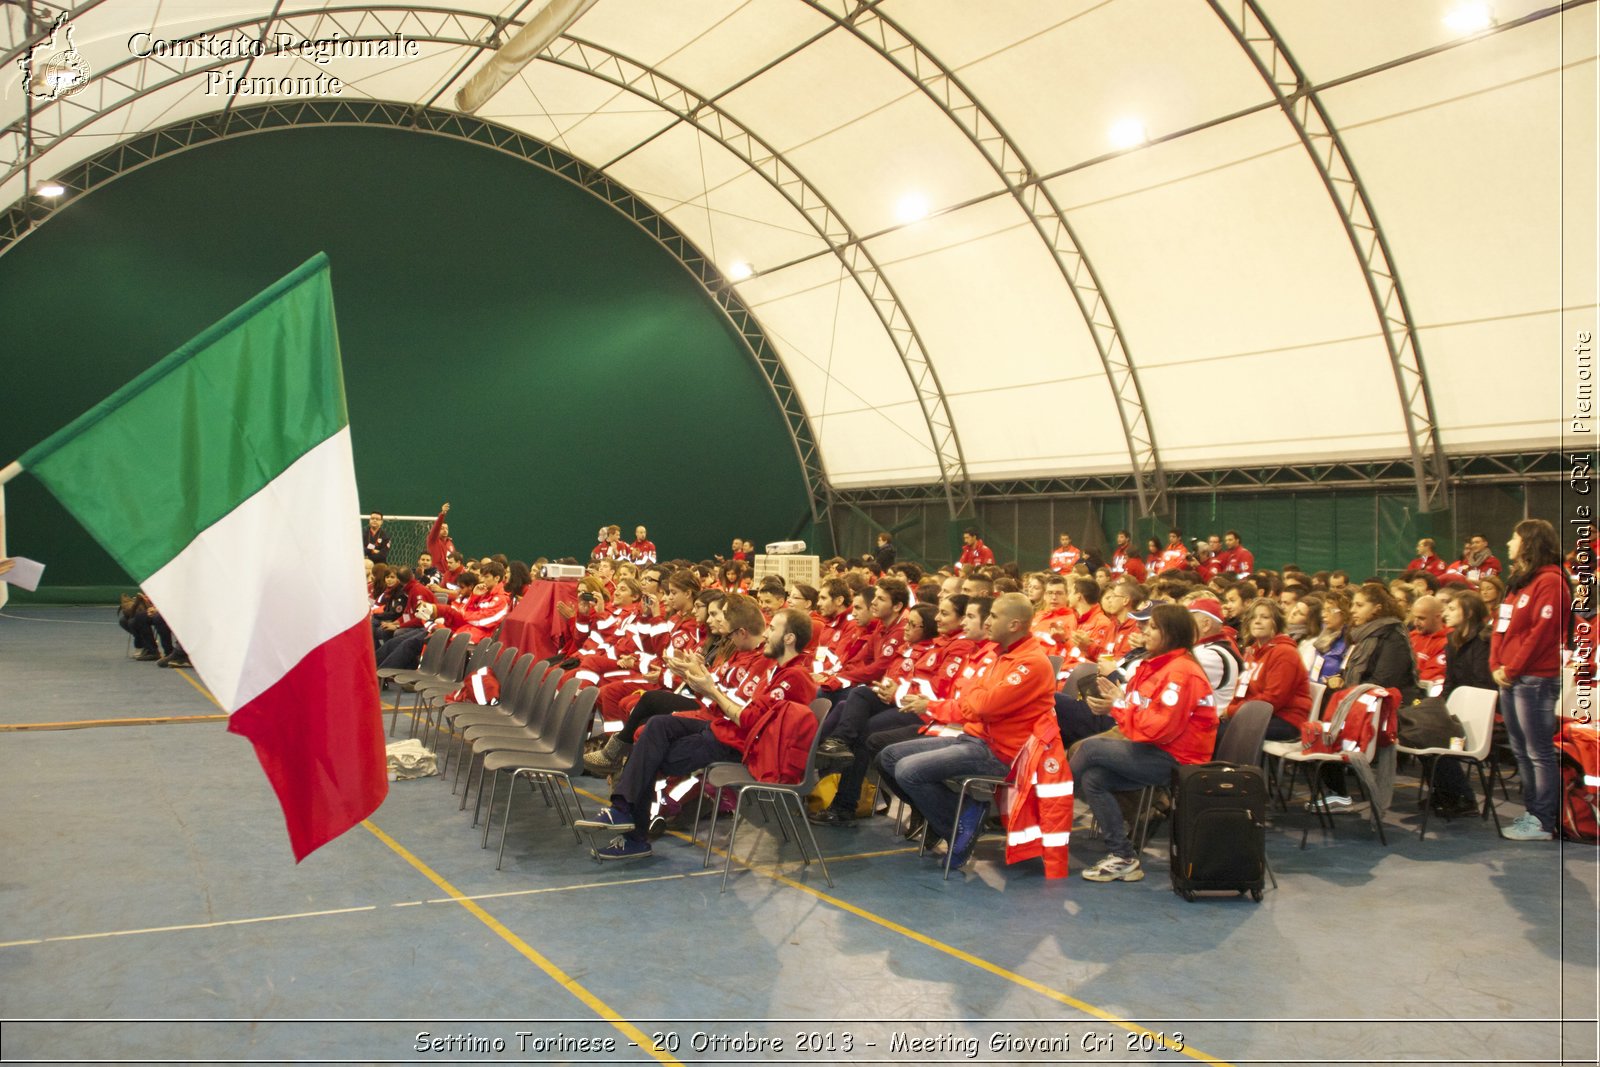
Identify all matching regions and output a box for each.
[697,698,833,892]
[1264,681,1324,804]
[437,647,526,778]
[462,675,574,820]
[488,686,600,869]
[1215,701,1275,766]
[933,774,1007,879]
[1397,686,1503,840]
[379,628,449,734]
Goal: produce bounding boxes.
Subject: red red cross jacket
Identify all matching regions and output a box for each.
[439,588,510,641]
[1226,634,1312,728]
[426,511,454,568]
[1112,648,1218,765]
[1049,545,1081,575]
[925,640,999,725]
[957,539,995,574]
[1222,546,1254,577]
[743,699,821,784]
[829,617,907,689]
[708,658,819,752]
[1490,565,1571,678]
[629,539,657,564]
[1409,554,1448,577]
[1410,628,1448,686]
[1002,715,1072,878]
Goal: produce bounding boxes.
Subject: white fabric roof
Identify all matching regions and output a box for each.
[4,0,1593,492]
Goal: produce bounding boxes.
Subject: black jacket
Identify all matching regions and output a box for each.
[1442,632,1493,697]
[1343,617,1421,704]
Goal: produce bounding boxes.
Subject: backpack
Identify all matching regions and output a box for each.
[1300,684,1396,757]
[1398,696,1465,751]
[1557,717,1600,843]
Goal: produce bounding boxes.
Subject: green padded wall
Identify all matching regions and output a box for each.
[0,127,811,601]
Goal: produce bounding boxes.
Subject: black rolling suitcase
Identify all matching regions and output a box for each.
[1168,761,1268,902]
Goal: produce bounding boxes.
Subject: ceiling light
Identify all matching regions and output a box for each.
[1108,118,1148,150]
[36,183,65,197]
[727,261,753,282]
[1444,3,1493,33]
[895,193,930,224]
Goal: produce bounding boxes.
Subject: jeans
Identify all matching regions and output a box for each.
[1055,693,1115,747]
[612,715,739,842]
[1069,735,1178,859]
[831,709,920,813]
[822,686,890,747]
[1500,674,1561,832]
[877,734,1006,842]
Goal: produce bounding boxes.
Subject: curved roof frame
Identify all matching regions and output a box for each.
[1207,0,1451,512]
[0,96,836,536]
[537,34,976,520]
[1,5,510,184]
[802,0,1169,518]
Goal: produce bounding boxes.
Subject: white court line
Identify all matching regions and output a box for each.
[0,905,378,948]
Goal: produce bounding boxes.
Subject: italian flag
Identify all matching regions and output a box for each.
[18,253,387,861]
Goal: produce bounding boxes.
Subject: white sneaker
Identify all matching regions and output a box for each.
[1501,813,1553,841]
[1305,794,1352,811]
[1082,855,1145,882]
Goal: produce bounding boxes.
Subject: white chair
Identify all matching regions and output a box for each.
[1397,686,1503,840]
[1279,686,1393,848]
[1265,681,1324,804]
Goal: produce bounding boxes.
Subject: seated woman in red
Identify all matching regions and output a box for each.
[1070,603,1218,883]
[1220,597,1312,748]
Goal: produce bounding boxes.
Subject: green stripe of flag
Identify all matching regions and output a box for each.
[21,253,348,583]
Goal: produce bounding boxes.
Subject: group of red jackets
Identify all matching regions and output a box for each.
[590,538,658,563]
[1408,551,1504,583]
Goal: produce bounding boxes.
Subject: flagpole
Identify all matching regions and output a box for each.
[0,461,20,485]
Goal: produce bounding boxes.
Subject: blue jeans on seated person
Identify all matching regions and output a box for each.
[1069,735,1178,860]
[832,708,921,813]
[1055,693,1115,747]
[877,734,1006,842]
[612,715,740,843]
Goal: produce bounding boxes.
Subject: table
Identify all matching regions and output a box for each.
[500,579,578,660]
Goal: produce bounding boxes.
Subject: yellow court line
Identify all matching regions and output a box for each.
[171,667,223,708]
[0,714,228,731]
[362,819,683,1067]
[576,786,1232,1067]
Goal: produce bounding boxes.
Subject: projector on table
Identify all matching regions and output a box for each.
[764,541,807,555]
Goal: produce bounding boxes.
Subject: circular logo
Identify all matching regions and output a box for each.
[1044,757,1061,774]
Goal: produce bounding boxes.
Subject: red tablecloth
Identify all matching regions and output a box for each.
[500,579,578,660]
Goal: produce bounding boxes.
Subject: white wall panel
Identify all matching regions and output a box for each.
[1048,110,1380,373]
[944,0,1269,177]
[1259,0,1554,84]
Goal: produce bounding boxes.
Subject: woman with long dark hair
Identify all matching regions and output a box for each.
[1492,519,1571,841]
[1070,603,1218,883]
[1427,591,1495,817]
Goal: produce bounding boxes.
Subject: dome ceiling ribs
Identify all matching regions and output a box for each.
[803,0,1170,518]
[1207,0,1450,512]
[543,31,975,520]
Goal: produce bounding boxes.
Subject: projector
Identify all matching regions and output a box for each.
[764,541,807,555]
[542,563,586,579]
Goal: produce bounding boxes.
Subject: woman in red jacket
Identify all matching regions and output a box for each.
[1071,603,1219,883]
[1222,598,1312,746]
[1491,518,1572,841]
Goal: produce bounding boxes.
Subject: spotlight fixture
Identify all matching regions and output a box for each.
[1444,2,1493,34]
[36,183,66,197]
[895,193,930,224]
[1108,117,1148,150]
[727,261,754,281]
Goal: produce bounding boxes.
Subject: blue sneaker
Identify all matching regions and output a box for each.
[593,835,652,861]
[574,807,636,833]
[947,802,987,870]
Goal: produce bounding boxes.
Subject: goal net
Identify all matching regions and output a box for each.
[359,513,436,571]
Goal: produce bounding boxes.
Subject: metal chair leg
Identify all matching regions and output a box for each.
[480,772,499,848]
[720,793,746,894]
[495,771,519,870]
[794,795,833,888]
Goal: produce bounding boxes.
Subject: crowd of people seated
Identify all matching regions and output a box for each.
[151,505,1584,880]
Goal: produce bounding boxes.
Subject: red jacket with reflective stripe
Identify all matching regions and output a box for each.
[1113,648,1219,765]
[1003,715,1072,878]
[1490,566,1570,678]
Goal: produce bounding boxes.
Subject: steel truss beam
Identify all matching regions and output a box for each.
[804,0,1169,518]
[539,34,973,523]
[1208,0,1450,514]
[832,451,1571,506]
[1,5,511,187]
[0,98,834,533]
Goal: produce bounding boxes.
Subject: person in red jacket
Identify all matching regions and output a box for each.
[1408,595,1448,694]
[1221,598,1312,745]
[426,503,455,568]
[576,603,816,861]
[956,527,995,574]
[876,593,1056,870]
[818,578,909,696]
[1158,529,1190,575]
[1049,533,1081,575]
[1491,518,1572,841]
[1409,537,1449,577]
[1221,530,1254,578]
[1072,602,1218,883]
[1450,533,1504,582]
[629,525,657,564]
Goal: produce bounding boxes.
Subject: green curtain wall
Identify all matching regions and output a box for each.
[0,127,811,601]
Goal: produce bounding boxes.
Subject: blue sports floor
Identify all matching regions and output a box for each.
[1,606,1596,1066]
